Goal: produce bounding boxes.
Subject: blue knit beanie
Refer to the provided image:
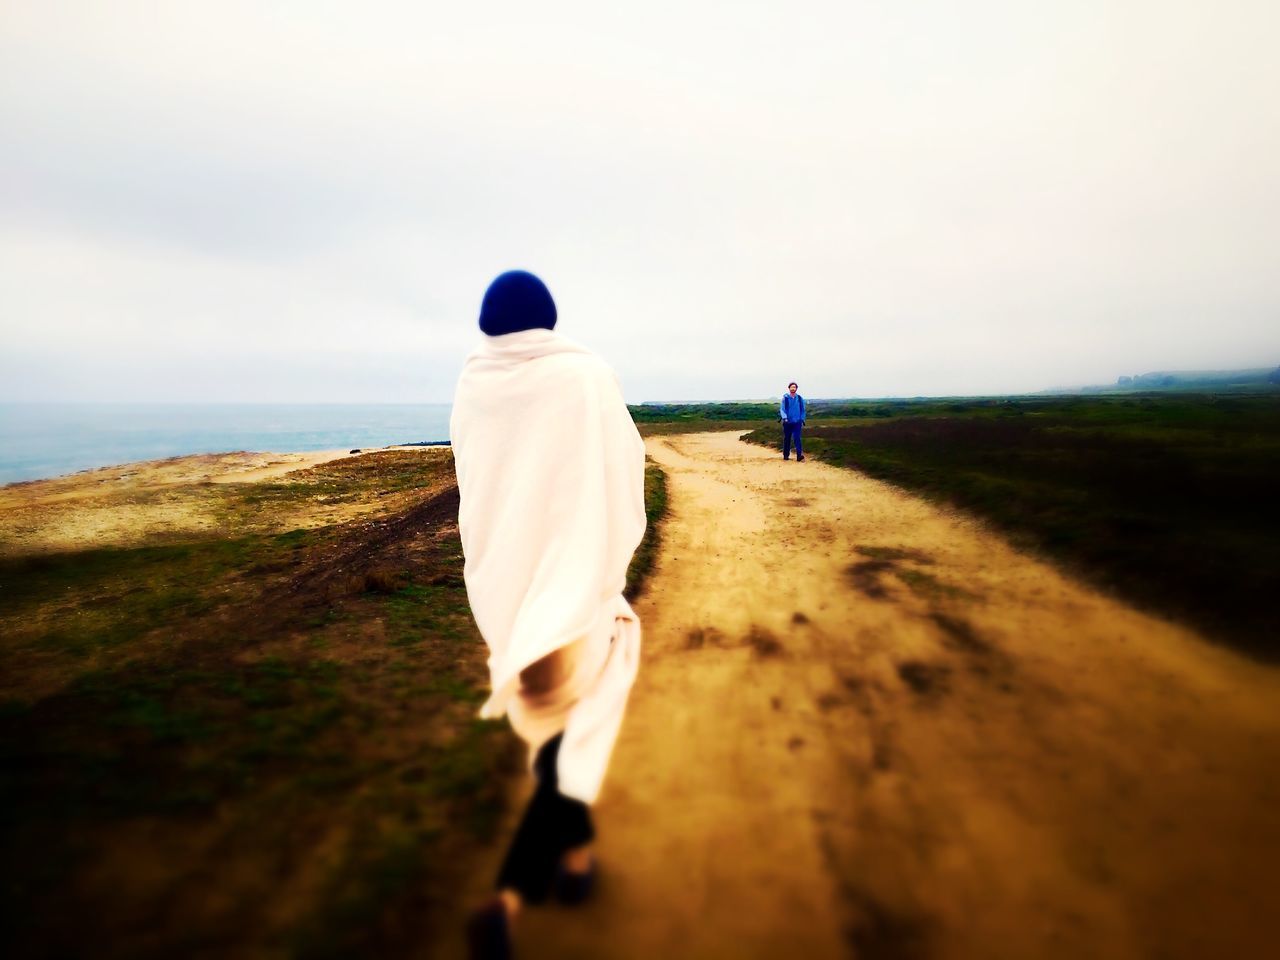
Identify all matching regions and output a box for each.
[478,270,557,336]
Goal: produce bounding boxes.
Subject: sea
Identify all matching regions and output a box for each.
[0,403,453,486]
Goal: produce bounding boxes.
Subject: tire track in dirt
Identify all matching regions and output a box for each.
[459,431,1280,959]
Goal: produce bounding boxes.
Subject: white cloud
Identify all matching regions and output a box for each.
[2,0,1277,402]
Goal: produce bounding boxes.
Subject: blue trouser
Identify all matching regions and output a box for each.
[783,422,803,459]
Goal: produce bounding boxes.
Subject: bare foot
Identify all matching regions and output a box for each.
[498,888,522,918]
[556,844,597,906]
[561,844,594,875]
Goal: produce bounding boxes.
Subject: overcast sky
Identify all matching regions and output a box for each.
[2,1,1277,402]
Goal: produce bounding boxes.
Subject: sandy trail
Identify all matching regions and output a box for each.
[470,431,1280,959]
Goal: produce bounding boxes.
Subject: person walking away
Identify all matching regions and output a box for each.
[450,270,647,959]
[780,381,806,461]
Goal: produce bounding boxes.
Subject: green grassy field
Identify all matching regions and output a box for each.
[740,393,1280,659]
[625,457,668,601]
[0,450,668,958]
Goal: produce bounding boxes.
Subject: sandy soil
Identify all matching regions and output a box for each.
[0,448,431,554]
[461,431,1280,959]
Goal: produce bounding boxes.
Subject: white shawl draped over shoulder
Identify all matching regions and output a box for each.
[450,328,646,803]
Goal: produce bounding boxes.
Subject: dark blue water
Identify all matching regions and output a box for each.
[0,403,452,485]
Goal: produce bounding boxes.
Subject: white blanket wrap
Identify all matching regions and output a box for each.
[450,328,646,804]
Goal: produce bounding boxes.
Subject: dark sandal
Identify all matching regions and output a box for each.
[466,899,513,960]
[555,860,597,906]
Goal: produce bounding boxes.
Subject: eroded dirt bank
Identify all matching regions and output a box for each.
[487,431,1280,959]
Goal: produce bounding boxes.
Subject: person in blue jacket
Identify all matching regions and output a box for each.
[780,381,806,461]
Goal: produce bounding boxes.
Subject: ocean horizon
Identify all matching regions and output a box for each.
[0,403,453,486]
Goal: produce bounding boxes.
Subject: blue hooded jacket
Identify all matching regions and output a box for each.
[780,392,806,424]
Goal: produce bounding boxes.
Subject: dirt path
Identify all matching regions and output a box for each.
[464,431,1280,959]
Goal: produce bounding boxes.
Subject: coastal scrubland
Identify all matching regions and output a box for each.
[3,392,1276,956]
[0,449,667,958]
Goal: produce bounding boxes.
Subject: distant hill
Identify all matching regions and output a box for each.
[631,367,1280,411]
[1044,366,1280,394]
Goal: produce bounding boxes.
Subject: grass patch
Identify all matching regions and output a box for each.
[637,419,767,437]
[855,545,933,565]
[846,559,894,599]
[896,660,952,697]
[630,402,777,424]
[0,452,517,957]
[1,530,322,662]
[895,568,979,603]
[624,457,669,600]
[746,625,784,658]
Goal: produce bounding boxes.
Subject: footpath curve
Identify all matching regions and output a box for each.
[459,430,1280,959]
